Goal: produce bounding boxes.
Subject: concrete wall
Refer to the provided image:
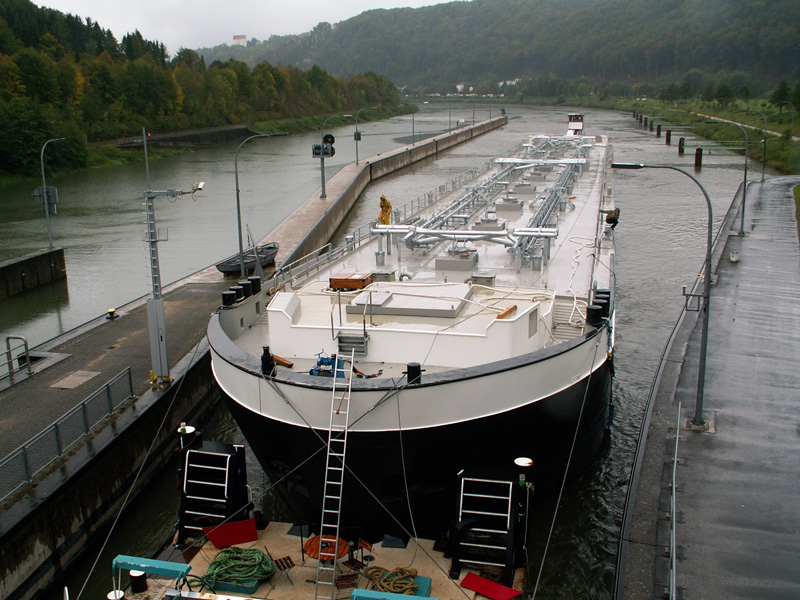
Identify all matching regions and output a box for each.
[0,348,219,600]
[0,248,66,300]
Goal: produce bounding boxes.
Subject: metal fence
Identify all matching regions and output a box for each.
[0,367,134,503]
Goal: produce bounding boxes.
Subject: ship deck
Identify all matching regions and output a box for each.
[123,521,523,600]
[230,136,613,378]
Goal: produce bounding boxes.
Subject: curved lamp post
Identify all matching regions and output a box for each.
[234,133,287,278]
[41,137,66,249]
[354,107,377,165]
[706,119,748,235]
[612,162,713,428]
[320,114,352,199]
[746,109,767,182]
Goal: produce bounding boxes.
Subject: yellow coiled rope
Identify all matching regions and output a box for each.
[364,566,419,595]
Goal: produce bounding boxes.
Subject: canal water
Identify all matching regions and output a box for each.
[2,105,750,599]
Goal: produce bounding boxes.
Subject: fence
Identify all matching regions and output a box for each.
[0,367,134,503]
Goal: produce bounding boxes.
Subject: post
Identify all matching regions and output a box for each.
[694,147,703,170]
[234,134,287,278]
[40,137,66,249]
[611,163,713,428]
[319,114,352,198]
[746,109,767,182]
[705,119,748,235]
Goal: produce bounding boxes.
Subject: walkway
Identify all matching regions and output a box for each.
[621,176,800,599]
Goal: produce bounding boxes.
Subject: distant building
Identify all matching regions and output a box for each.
[232,35,246,46]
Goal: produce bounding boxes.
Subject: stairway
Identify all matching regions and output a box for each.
[314,350,355,600]
[337,333,369,355]
[178,442,249,544]
[449,476,517,587]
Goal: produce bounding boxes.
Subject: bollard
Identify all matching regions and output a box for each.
[656,124,662,138]
[638,114,643,124]
[649,120,654,132]
[694,147,703,170]
[666,130,672,145]
[678,137,685,155]
[644,117,648,128]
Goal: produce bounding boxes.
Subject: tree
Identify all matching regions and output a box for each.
[770,80,791,109]
[715,83,735,106]
[13,47,59,104]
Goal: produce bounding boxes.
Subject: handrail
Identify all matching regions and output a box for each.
[5,335,32,381]
[668,403,682,598]
[0,366,134,503]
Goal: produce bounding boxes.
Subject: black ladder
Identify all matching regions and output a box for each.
[178,443,248,544]
[314,350,355,600]
[450,476,517,586]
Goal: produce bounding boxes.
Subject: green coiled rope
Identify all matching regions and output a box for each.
[203,547,276,585]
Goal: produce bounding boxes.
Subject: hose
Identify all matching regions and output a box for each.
[202,547,276,585]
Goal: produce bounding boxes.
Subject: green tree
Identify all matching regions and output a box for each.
[715,83,735,105]
[13,47,58,104]
[770,80,792,108]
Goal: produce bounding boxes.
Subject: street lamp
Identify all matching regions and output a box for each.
[746,109,767,182]
[706,119,748,235]
[319,114,352,198]
[40,137,66,249]
[779,101,795,140]
[612,162,713,428]
[354,107,377,165]
[234,133,287,278]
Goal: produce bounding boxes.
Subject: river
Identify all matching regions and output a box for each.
[1,104,750,599]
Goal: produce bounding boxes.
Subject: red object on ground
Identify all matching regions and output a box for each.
[203,518,257,548]
[460,572,521,600]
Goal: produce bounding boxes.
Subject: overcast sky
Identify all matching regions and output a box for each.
[38,0,458,54]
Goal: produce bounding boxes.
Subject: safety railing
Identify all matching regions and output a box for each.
[3,335,32,382]
[0,366,135,503]
[667,403,682,598]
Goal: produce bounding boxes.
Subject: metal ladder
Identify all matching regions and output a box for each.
[314,350,355,600]
[451,476,517,586]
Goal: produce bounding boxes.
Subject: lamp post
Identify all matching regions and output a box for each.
[40,137,66,249]
[612,162,713,428]
[746,109,767,182]
[319,114,352,198]
[354,107,377,165]
[411,111,415,144]
[234,133,287,278]
[706,119,748,235]
[779,101,795,140]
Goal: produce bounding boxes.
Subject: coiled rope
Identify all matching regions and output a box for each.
[365,566,419,595]
[202,547,275,585]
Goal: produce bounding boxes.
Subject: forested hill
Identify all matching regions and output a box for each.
[198,0,800,93]
[0,0,399,175]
